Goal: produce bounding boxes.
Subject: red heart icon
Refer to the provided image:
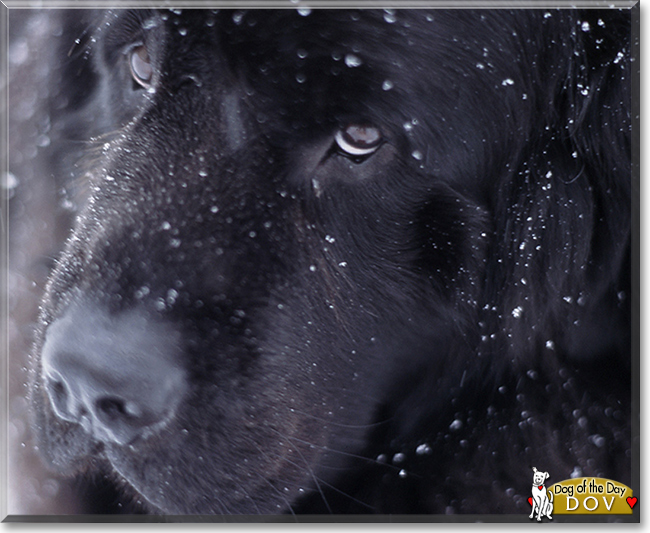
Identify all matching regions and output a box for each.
[528,497,533,506]
[626,497,637,509]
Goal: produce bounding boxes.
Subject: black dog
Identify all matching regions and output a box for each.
[24,8,632,515]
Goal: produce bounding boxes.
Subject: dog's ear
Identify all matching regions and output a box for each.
[532,467,538,473]
[545,472,550,480]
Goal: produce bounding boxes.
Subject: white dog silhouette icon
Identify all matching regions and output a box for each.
[529,467,554,521]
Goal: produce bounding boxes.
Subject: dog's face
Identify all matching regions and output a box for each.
[32,9,494,514]
[26,8,631,515]
[533,471,550,486]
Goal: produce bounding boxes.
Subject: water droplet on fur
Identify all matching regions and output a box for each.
[344,54,362,68]
[312,178,322,197]
[393,452,406,464]
[135,285,150,299]
[166,289,178,305]
[384,10,397,23]
[416,443,432,455]
[589,434,606,448]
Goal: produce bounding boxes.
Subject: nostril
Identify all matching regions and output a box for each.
[95,397,142,422]
[50,379,67,403]
[45,373,75,422]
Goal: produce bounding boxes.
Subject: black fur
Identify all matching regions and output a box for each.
[27,8,632,515]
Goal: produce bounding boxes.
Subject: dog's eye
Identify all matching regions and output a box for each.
[129,45,153,88]
[334,124,383,159]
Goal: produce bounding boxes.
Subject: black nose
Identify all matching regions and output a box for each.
[41,302,186,445]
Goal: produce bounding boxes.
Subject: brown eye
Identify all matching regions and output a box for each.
[335,124,383,157]
[129,45,153,88]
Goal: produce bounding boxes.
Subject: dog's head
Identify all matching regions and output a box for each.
[25,8,630,515]
[532,467,550,486]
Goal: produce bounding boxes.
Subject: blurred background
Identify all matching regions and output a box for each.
[7,9,92,515]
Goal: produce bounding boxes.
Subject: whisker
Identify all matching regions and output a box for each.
[287,407,390,430]
[261,478,298,519]
[270,429,374,464]
[284,434,332,514]
[267,427,377,512]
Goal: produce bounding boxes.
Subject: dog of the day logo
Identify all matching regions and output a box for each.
[527,468,636,518]
[550,477,635,515]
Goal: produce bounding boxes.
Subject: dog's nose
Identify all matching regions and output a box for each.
[41,302,186,445]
